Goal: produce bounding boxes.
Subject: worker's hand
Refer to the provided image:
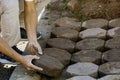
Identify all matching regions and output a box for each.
[27,40,43,55]
[21,55,43,71]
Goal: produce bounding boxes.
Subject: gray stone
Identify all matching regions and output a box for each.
[82,19,108,29]
[102,49,120,62]
[66,76,96,80]
[105,37,120,49]
[9,65,41,80]
[43,48,71,66]
[66,62,98,78]
[98,75,120,80]
[47,38,75,53]
[75,38,105,51]
[99,62,120,76]
[107,27,120,38]
[55,17,81,31]
[33,55,64,77]
[79,28,106,39]
[71,50,101,64]
[52,27,79,41]
[109,18,120,28]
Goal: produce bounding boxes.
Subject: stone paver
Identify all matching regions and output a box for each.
[71,50,101,64]
[107,27,120,38]
[9,65,41,80]
[79,28,107,39]
[98,75,120,80]
[52,27,79,41]
[66,62,98,78]
[105,37,120,49]
[75,38,105,51]
[82,19,108,29]
[99,62,120,76]
[66,76,96,80]
[55,17,81,31]
[43,48,71,66]
[109,18,120,28]
[102,49,120,62]
[47,38,75,53]
[33,55,64,77]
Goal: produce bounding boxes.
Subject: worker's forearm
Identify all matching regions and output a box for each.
[24,1,38,41]
[0,37,23,63]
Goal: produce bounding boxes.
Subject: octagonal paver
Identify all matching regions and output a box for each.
[52,27,79,41]
[71,50,101,64]
[47,38,75,53]
[66,62,98,78]
[82,19,108,29]
[79,28,106,39]
[75,38,105,51]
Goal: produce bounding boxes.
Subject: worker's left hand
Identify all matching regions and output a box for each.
[27,40,43,55]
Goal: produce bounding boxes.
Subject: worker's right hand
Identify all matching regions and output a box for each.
[21,55,43,71]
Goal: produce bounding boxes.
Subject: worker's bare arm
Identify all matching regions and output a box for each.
[0,37,42,71]
[24,0,43,55]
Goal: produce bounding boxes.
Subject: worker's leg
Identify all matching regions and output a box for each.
[1,0,21,47]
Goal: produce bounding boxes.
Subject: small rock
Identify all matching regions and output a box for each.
[55,17,81,31]
[66,62,98,78]
[43,48,71,66]
[109,18,120,28]
[47,38,75,53]
[79,28,106,39]
[102,49,120,62]
[99,62,120,76]
[33,55,64,77]
[75,38,105,51]
[82,19,108,29]
[52,27,79,41]
[66,76,96,80]
[107,27,120,38]
[105,37,120,49]
[71,50,101,64]
[67,0,81,12]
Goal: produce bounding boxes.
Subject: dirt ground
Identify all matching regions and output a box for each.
[71,0,120,21]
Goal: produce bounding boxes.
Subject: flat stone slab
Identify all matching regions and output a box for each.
[109,18,120,28]
[66,76,96,80]
[55,17,81,31]
[75,38,105,51]
[52,27,79,41]
[79,28,107,39]
[33,55,64,77]
[9,65,41,80]
[66,62,98,78]
[98,75,120,80]
[47,38,75,53]
[82,19,108,29]
[99,62,120,76]
[105,37,120,49]
[107,27,120,38]
[71,50,101,64]
[102,49,120,62]
[43,48,71,66]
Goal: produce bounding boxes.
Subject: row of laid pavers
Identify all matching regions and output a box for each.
[54,17,120,41]
[55,17,120,30]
